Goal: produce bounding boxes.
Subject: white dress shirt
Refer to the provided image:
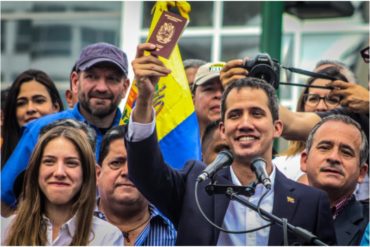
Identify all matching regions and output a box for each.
[217,165,276,246]
[127,108,156,142]
[1,214,124,245]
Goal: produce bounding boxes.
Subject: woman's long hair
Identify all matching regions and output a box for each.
[281,66,349,156]
[5,126,96,245]
[1,69,64,168]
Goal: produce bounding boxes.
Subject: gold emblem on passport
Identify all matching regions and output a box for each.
[148,11,188,59]
[157,22,175,44]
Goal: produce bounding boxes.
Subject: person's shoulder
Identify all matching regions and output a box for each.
[1,214,16,245]
[92,215,120,231]
[149,204,176,228]
[90,216,123,244]
[277,171,326,197]
[292,179,327,198]
[182,159,206,174]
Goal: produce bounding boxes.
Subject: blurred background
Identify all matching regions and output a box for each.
[1,1,369,111]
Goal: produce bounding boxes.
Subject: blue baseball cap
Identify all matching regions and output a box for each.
[76,42,128,76]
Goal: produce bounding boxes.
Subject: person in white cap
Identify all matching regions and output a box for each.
[192,62,225,139]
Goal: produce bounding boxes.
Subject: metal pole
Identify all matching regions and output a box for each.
[260,1,284,152]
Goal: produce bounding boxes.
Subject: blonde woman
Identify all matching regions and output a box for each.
[1,126,123,245]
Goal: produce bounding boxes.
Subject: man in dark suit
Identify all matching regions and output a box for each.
[301,114,369,245]
[126,42,336,245]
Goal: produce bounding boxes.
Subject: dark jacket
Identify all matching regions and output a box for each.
[126,131,337,245]
[334,197,369,245]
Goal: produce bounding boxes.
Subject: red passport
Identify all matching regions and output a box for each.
[147,11,188,59]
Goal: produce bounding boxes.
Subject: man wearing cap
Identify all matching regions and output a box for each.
[183,58,206,87]
[192,62,225,139]
[1,42,130,216]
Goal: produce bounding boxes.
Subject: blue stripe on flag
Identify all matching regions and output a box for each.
[159,112,201,169]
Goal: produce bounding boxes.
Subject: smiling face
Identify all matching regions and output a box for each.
[220,87,282,164]
[97,138,146,207]
[301,121,368,200]
[16,80,59,127]
[194,79,223,127]
[72,63,129,119]
[38,137,83,208]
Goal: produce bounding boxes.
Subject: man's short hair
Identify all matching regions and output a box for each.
[98,125,126,165]
[305,114,368,166]
[221,77,279,122]
[183,59,207,70]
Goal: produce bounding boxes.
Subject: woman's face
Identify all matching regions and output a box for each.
[303,79,341,112]
[38,137,83,208]
[16,80,59,127]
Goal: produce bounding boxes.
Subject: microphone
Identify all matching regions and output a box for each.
[197,150,233,182]
[251,157,272,190]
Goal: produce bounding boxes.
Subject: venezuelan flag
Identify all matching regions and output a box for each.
[121,1,201,169]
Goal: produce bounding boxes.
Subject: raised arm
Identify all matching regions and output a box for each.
[131,43,171,124]
[279,105,321,141]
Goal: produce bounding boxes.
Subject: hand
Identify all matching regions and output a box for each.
[132,43,171,101]
[220,59,248,88]
[329,80,369,114]
[131,43,171,123]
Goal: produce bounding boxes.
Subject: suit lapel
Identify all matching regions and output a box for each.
[268,170,299,245]
[334,198,364,245]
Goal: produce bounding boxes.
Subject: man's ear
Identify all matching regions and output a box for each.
[273,120,283,138]
[65,90,74,109]
[219,121,226,140]
[71,71,79,95]
[96,164,101,183]
[357,163,368,184]
[300,150,308,172]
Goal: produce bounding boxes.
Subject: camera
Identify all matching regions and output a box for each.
[243,53,280,89]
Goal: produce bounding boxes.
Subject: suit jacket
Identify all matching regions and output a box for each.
[126,131,337,245]
[334,197,369,245]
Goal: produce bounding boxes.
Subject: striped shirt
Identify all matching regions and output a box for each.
[331,194,354,219]
[94,203,177,246]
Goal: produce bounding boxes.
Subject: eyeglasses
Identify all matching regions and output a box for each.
[303,94,342,107]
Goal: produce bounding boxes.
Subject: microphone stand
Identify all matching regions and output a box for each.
[208,185,327,246]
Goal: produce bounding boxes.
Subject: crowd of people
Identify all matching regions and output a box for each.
[0,40,369,246]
